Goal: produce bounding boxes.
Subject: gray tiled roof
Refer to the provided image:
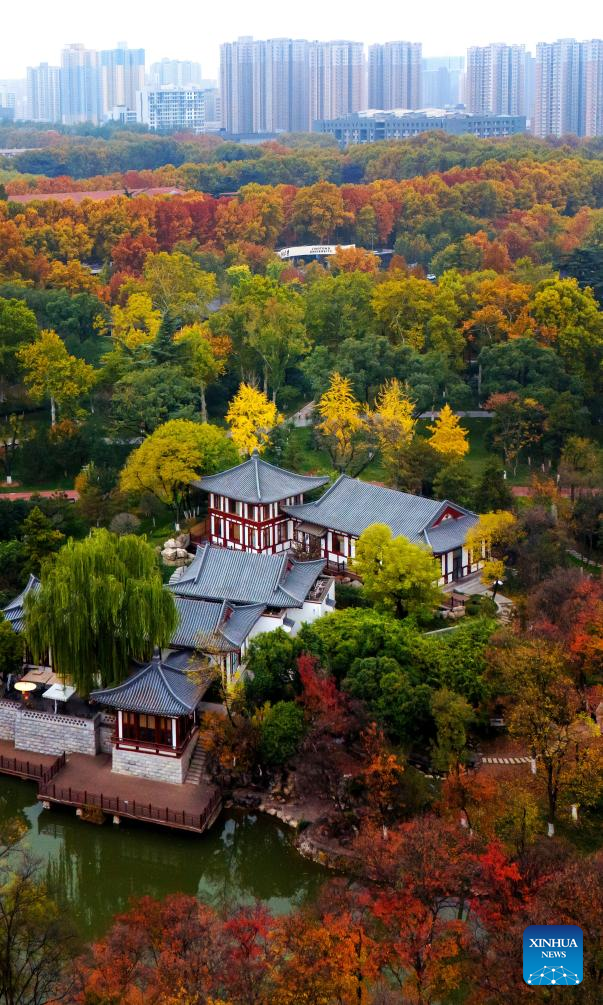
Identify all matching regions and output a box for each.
[221,603,266,646]
[90,651,205,716]
[284,475,477,551]
[193,451,328,503]
[424,514,478,553]
[169,543,325,608]
[171,597,265,651]
[171,597,230,650]
[1,574,40,633]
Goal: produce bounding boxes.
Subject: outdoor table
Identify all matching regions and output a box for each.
[42,683,76,714]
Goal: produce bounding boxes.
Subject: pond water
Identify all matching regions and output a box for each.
[0,777,326,938]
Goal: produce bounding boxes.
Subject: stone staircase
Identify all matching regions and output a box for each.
[184,735,211,785]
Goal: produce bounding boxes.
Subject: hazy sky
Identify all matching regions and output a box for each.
[1,0,601,79]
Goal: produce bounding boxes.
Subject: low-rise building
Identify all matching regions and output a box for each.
[314,108,527,145]
[168,543,335,680]
[194,452,328,554]
[284,474,482,584]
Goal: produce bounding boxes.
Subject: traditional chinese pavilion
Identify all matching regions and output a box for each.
[90,650,206,783]
[194,452,328,554]
[284,474,482,584]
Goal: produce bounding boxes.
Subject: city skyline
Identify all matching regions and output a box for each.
[0,0,600,79]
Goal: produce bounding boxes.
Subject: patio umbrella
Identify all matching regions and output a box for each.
[42,682,76,714]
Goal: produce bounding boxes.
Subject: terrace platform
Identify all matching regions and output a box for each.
[0,738,63,781]
[38,753,222,835]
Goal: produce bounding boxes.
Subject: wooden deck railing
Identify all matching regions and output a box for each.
[38,780,222,833]
[0,750,65,782]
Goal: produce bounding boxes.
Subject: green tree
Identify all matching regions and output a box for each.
[0,615,22,676]
[430,687,474,775]
[120,419,238,525]
[25,529,177,695]
[21,506,64,575]
[259,701,306,766]
[433,461,476,509]
[244,629,299,708]
[111,366,199,438]
[352,523,443,620]
[474,458,513,512]
[0,298,37,401]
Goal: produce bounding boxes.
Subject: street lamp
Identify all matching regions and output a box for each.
[491,579,504,601]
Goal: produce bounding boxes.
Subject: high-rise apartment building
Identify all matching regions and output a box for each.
[220,37,365,134]
[422,56,464,108]
[136,85,206,132]
[534,38,584,137]
[311,41,366,120]
[368,42,422,109]
[150,59,204,87]
[100,43,145,117]
[26,63,62,122]
[466,44,527,115]
[584,40,603,138]
[60,43,101,124]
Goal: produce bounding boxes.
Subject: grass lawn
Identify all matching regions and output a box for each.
[287,418,526,487]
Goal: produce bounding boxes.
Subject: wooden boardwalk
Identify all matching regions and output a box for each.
[0,739,64,782]
[38,753,222,834]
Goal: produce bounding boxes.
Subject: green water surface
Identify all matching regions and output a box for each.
[0,777,326,938]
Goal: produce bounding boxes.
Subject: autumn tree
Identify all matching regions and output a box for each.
[142,251,218,322]
[174,323,230,422]
[427,403,469,463]
[430,687,475,776]
[465,510,517,587]
[316,372,369,473]
[16,329,95,426]
[110,291,162,350]
[120,418,238,524]
[371,378,416,486]
[559,435,602,501]
[489,637,597,834]
[352,523,443,621]
[226,383,282,456]
[484,392,546,474]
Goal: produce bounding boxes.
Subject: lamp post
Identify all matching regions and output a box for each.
[491,578,504,601]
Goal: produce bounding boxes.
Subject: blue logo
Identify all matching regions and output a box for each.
[523,925,582,985]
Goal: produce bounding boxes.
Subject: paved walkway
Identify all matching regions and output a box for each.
[0,489,79,501]
[482,756,531,765]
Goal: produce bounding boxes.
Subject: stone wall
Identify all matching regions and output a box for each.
[99,713,116,754]
[0,701,18,741]
[15,708,99,756]
[111,733,197,785]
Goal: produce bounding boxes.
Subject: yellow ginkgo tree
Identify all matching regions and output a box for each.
[371,379,416,486]
[465,510,518,587]
[317,372,369,473]
[17,329,95,427]
[226,383,282,456]
[427,403,469,463]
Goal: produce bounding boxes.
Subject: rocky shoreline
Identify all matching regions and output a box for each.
[230,789,353,870]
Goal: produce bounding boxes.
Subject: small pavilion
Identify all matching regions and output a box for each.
[90,650,205,784]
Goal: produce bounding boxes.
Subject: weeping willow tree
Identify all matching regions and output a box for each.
[24,529,178,696]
